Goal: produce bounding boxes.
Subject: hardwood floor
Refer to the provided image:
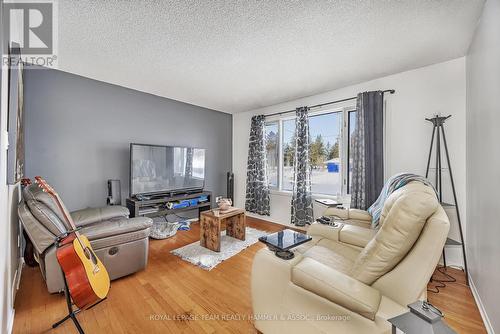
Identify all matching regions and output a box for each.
[428,267,487,333]
[13,217,486,334]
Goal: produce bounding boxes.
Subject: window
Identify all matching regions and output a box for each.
[265,107,356,196]
[265,122,279,188]
[309,112,343,195]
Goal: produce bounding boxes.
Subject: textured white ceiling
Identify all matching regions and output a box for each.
[57,0,484,113]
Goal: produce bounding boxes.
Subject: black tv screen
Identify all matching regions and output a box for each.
[130,143,206,196]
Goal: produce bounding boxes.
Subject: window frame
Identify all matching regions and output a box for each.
[265,104,357,197]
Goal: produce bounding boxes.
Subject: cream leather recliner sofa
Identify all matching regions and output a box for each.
[251,182,449,334]
[324,205,373,228]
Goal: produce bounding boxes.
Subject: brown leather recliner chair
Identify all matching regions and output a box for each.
[251,182,449,334]
[19,183,153,293]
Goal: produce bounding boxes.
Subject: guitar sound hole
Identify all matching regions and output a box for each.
[84,248,98,266]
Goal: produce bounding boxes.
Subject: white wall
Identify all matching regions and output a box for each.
[0,52,14,334]
[1,2,24,331]
[0,3,15,331]
[233,57,467,265]
[466,0,500,332]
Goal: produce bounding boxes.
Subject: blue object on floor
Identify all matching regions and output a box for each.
[177,221,191,231]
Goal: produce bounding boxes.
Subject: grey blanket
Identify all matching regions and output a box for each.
[367,173,437,228]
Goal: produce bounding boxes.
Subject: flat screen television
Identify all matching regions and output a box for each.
[130,143,206,196]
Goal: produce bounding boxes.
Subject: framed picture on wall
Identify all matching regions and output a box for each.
[6,43,25,185]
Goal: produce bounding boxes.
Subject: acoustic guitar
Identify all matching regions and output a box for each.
[35,176,110,309]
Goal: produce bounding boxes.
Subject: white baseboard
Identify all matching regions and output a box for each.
[6,260,23,334]
[12,258,24,304]
[7,308,15,334]
[469,275,495,334]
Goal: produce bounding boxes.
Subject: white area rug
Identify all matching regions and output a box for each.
[171,227,268,270]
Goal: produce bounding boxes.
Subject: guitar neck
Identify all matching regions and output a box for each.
[53,193,78,231]
[34,177,79,233]
[34,177,94,279]
[52,193,87,250]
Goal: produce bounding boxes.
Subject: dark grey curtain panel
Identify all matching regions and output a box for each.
[291,107,314,226]
[245,115,271,215]
[351,91,384,210]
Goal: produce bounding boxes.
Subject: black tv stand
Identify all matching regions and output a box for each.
[135,189,205,201]
[126,190,212,220]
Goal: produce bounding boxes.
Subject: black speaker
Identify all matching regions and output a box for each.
[226,172,234,202]
[107,179,121,205]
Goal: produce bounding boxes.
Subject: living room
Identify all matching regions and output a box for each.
[0,1,498,333]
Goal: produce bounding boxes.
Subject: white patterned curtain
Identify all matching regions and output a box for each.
[351,91,384,209]
[245,115,271,215]
[291,107,314,226]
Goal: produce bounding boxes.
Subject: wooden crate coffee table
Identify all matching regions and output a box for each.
[200,208,246,252]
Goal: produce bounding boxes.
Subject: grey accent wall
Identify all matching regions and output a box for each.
[466,0,499,332]
[24,68,232,211]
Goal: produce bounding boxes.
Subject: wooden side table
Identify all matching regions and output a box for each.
[200,208,246,252]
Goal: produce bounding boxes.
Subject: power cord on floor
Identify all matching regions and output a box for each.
[427,265,460,294]
[422,301,444,317]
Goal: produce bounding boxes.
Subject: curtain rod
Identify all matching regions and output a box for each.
[264,89,395,118]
